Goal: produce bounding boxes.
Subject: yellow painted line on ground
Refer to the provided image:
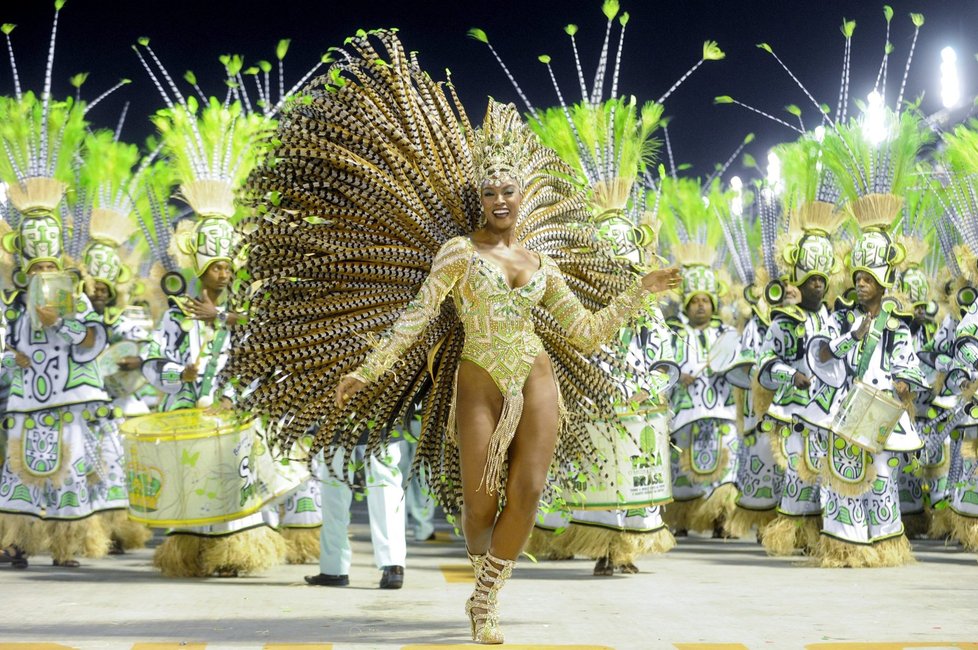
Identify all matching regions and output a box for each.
[263,645,333,650]
[0,645,83,650]
[439,563,473,583]
[805,641,978,650]
[403,646,613,650]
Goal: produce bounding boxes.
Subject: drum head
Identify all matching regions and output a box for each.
[708,330,740,372]
[807,335,846,389]
[724,359,754,389]
[649,360,681,392]
[100,341,140,377]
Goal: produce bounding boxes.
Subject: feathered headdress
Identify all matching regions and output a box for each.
[474,1,722,261]
[0,1,129,275]
[660,176,728,307]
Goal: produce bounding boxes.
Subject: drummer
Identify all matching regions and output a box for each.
[555,303,679,575]
[754,202,844,556]
[0,203,113,569]
[813,208,927,567]
[140,211,288,578]
[75,186,155,555]
[664,248,740,538]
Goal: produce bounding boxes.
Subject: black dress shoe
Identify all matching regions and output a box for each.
[305,573,349,587]
[379,565,404,589]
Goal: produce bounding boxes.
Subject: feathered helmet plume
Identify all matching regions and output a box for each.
[660,176,728,308]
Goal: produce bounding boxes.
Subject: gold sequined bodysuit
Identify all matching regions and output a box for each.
[350,236,649,493]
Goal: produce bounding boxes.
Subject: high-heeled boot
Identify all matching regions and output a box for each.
[466,549,486,579]
[464,551,515,644]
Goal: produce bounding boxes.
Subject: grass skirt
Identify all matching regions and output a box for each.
[153,525,286,577]
[281,526,321,564]
[760,514,820,556]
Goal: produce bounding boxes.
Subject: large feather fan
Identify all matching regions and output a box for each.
[225,29,635,511]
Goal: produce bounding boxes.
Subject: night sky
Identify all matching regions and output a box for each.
[5,0,978,181]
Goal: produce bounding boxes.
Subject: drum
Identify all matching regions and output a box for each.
[830,380,906,453]
[100,341,146,397]
[120,409,309,527]
[707,329,741,373]
[563,405,673,510]
[27,271,75,331]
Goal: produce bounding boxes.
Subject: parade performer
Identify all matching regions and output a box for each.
[0,2,128,568]
[809,107,930,567]
[557,303,678,575]
[661,179,740,537]
[924,211,972,540]
[723,182,783,541]
[224,30,679,644]
[71,130,154,554]
[754,140,845,555]
[894,203,940,538]
[936,124,978,553]
[133,63,281,576]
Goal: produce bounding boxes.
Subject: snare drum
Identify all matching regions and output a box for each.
[100,341,146,397]
[120,409,308,527]
[830,380,906,454]
[563,405,673,510]
[27,272,75,331]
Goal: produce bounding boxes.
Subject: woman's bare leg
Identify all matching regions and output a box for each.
[488,354,560,560]
[456,360,504,555]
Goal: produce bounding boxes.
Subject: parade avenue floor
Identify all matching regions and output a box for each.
[1,509,977,650]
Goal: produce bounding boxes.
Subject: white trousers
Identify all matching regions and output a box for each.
[318,441,407,574]
[397,425,436,540]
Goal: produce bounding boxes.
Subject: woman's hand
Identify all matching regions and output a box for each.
[335,375,366,408]
[679,373,696,388]
[641,268,682,293]
[15,351,30,369]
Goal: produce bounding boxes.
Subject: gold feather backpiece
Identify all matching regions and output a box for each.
[225,29,634,511]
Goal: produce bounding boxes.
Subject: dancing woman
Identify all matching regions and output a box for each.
[227,31,678,644]
[337,156,678,643]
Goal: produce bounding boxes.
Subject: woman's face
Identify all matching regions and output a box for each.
[200,261,231,294]
[480,177,522,232]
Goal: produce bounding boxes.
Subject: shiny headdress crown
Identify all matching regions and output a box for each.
[2,213,64,272]
[472,101,534,185]
[781,201,845,285]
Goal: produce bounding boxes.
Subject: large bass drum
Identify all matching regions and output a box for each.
[120,409,308,527]
[562,405,673,510]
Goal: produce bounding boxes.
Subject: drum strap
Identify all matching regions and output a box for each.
[197,325,230,401]
[854,311,889,380]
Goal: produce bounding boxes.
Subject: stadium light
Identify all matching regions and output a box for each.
[941,46,960,109]
[864,90,887,144]
[730,175,743,216]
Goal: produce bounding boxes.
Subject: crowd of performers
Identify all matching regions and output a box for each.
[2,1,978,645]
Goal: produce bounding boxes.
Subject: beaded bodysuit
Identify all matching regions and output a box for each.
[350,236,649,493]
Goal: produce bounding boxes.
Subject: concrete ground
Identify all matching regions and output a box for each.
[1,514,977,650]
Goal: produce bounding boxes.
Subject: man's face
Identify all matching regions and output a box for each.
[799,275,827,310]
[854,271,884,307]
[685,293,713,327]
